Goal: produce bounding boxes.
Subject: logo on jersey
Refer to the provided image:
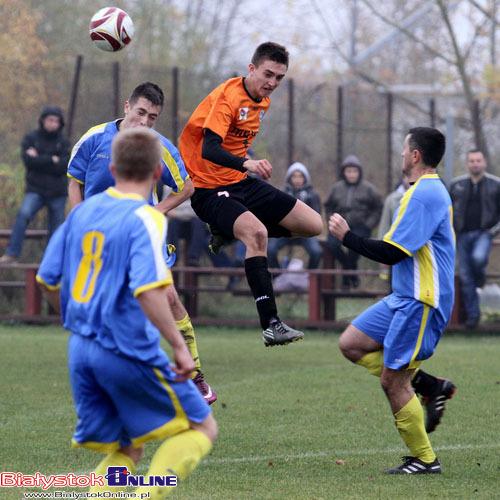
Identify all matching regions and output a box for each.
[239,107,249,120]
[259,110,265,122]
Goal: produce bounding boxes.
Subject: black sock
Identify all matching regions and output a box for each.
[245,256,278,329]
[411,369,439,397]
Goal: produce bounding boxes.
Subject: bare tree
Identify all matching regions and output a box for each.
[317,0,499,162]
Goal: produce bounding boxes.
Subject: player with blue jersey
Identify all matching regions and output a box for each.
[67,82,217,405]
[329,127,456,474]
[37,128,217,499]
[68,121,186,204]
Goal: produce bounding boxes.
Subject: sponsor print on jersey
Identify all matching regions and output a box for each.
[239,107,249,120]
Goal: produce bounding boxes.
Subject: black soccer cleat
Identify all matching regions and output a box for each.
[206,224,230,255]
[262,320,304,346]
[422,378,456,433]
[385,456,441,474]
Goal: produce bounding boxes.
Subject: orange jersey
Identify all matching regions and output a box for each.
[179,77,270,189]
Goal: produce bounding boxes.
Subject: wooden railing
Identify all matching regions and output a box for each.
[0,229,497,329]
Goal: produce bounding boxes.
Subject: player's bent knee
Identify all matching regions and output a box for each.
[379,368,411,397]
[338,332,355,361]
[241,227,268,253]
[255,227,268,249]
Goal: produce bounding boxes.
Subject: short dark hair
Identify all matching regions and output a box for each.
[408,127,446,168]
[129,82,164,109]
[251,42,289,68]
[112,128,162,181]
[467,149,484,158]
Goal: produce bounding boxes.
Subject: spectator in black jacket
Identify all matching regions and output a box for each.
[0,106,70,263]
[267,162,323,269]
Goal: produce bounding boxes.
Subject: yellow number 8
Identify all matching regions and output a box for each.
[72,231,105,303]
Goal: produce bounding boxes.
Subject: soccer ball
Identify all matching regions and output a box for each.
[89,7,134,52]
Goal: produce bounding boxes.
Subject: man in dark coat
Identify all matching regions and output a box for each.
[325,155,383,287]
[0,106,70,263]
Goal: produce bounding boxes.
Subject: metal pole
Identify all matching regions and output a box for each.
[67,54,83,139]
[387,92,393,195]
[172,67,179,146]
[429,98,436,128]
[444,115,455,187]
[113,61,120,118]
[337,85,343,173]
[288,78,294,166]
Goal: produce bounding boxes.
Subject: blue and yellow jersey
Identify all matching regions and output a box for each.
[67,120,189,203]
[36,187,172,364]
[383,174,455,321]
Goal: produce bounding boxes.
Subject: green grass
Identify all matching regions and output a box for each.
[0,325,499,500]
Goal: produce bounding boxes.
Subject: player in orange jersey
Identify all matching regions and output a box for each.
[179,42,322,346]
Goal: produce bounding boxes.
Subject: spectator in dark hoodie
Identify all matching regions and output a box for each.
[267,162,323,269]
[0,106,71,263]
[324,155,382,287]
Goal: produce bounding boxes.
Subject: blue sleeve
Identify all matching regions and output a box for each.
[159,137,189,193]
[67,133,96,184]
[388,196,440,255]
[36,222,67,287]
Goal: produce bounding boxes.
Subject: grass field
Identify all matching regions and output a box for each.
[1,324,499,500]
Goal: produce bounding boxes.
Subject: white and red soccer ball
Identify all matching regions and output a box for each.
[89,7,134,52]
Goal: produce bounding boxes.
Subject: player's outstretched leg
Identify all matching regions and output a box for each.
[176,313,217,405]
[356,353,456,433]
[244,255,304,346]
[134,424,215,500]
[381,369,440,475]
[411,370,456,433]
[89,448,141,493]
[167,286,217,405]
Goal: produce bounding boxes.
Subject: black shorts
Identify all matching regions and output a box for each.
[190,177,297,239]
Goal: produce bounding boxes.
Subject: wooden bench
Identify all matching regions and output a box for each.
[0,230,55,321]
[1,228,499,328]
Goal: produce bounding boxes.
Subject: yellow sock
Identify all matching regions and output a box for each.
[134,430,212,500]
[89,451,135,493]
[356,351,383,377]
[394,394,436,463]
[176,314,201,376]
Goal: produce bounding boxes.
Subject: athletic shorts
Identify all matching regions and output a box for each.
[68,333,210,453]
[190,177,297,239]
[352,294,446,370]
